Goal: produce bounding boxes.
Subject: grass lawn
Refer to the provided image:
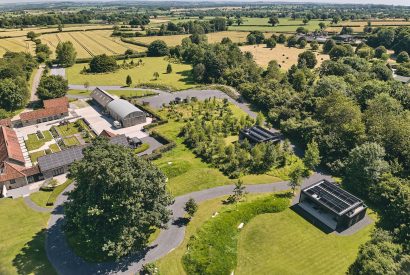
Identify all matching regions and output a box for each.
[30,191,52,208]
[236,209,375,275]
[66,57,197,90]
[68,89,158,98]
[55,123,80,137]
[29,150,46,163]
[0,198,56,275]
[25,131,53,151]
[63,136,80,147]
[49,143,61,153]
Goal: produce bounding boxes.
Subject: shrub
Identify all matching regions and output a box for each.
[147,40,169,57]
[89,54,118,73]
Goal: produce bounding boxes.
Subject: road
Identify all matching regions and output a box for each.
[46,173,334,275]
[30,65,45,102]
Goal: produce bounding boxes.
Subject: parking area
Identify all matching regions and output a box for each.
[74,104,152,139]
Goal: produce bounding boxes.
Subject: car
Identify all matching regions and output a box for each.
[113,121,122,128]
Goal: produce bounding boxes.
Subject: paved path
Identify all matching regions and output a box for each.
[23,196,53,213]
[30,65,45,102]
[45,173,335,275]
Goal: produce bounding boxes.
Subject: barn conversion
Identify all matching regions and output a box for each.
[91,88,146,127]
[298,180,367,232]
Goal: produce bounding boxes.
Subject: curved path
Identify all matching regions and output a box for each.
[23,196,53,213]
[45,173,331,275]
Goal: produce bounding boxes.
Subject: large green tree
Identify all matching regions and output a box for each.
[147,40,169,57]
[37,75,68,99]
[65,138,172,259]
[89,54,118,73]
[0,77,28,111]
[56,41,77,67]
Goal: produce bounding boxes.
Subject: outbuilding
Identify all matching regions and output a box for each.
[106,99,146,128]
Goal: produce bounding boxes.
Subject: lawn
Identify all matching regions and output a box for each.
[240,43,329,70]
[66,57,197,90]
[25,130,53,151]
[153,102,282,196]
[235,209,374,275]
[63,136,80,147]
[29,150,46,163]
[68,89,158,98]
[49,143,61,153]
[55,123,80,137]
[30,179,73,208]
[0,198,56,275]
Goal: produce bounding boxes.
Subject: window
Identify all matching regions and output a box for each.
[52,167,64,177]
[10,179,16,184]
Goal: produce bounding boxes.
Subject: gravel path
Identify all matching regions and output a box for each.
[23,196,53,213]
[30,65,45,102]
[45,173,336,275]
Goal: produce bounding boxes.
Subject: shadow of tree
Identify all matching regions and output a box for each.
[12,229,57,275]
[176,70,197,85]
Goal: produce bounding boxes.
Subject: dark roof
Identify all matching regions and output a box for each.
[302,180,364,216]
[240,126,280,143]
[38,134,130,172]
[91,87,115,108]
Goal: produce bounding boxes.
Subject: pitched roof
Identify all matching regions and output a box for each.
[99,129,117,138]
[0,118,12,127]
[43,97,69,109]
[0,162,26,182]
[0,126,25,164]
[20,106,68,121]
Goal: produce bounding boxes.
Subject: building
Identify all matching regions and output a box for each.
[38,134,131,178]
[91,88,146,128]
[239,126,281,145]
[0,126,42,196]
[298,180,367,232]
[19,97,69,126]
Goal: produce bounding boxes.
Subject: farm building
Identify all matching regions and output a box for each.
[19,97,69,126]
[0,126,42,196]
[91,88,146,127]
[298,180,367,232]
[239,126,281,145]
[38,134,131,178]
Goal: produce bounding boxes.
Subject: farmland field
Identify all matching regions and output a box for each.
[229,18,332,32]
[240,43,329,70]
[66,56,196,90]
[0,37,35,56]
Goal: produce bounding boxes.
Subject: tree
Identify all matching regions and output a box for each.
[184,198,198,218]
[227,179,246,203]
[397,51,410,63]
[256,112,264,126]
[126,75,132,86]
[56,41,77,67]
[288,164,304,194]
[303,140,320,170]
[140,263,160,275]
[235,17,243,26]
[0,78,28,111]
[147,40,169,57]
[310,40,319,51]
[303,18,309,25]
[26,31,36,40]
[268,16,279,26]
[153,72,159,80]
[247,31,265,45]
[344,142,389,196]
[266,38,276,49]
[319,22,326,30]
[37,75,68,100]
[329,45,353,60]
[374,46,387,59]
[89,54,118,73]
[323,39,335,54]
[277,34,287,44]
[298,51,317,69]
[64,138,172,260]
[166,63,172,74]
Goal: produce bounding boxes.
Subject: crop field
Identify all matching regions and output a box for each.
[327,20,410,32]
[40,30,147,59]
[240,43,329,70]
[0,37,35,57]
[229,18,332,32]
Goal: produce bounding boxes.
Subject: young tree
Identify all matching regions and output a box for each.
[126,75,132,86]
[319,22,326,30]
[184,198,198,219]
[256,112,265,126]
[153,72,159,80]
[166,63,172,74]
[228,179,246,203]
[37,75,68,99]
[310,40,319,51]
[64,138,172,259]
[288,164,304,194]
[303,140,321,170]
[56,41,77,67]
[303,18,309,25]
[26,31,36,40]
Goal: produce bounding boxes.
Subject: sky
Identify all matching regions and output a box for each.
[0,0,409,6]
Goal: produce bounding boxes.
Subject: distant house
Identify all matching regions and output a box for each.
[91,88,146,127]
[239,126,281,145]
[298,180,367,232]
[0,126,42,196]
[19,97,69,126]
[38,134,131,178]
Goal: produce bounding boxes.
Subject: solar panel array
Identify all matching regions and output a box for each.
[242,126,280,143]
[305,181,361,215]
[38,145,86,171]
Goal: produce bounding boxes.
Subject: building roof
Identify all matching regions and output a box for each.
[0,126,25,164]
[91,87,115,108]
[99,129,116,138]
[0,162,25,182]
[38,134,130,172]
[0,118,12,127]
[301,180,364,216]
[43,97,69,109]
[240,126,281,143]
[20,106,68,121]
[106,99,144,120]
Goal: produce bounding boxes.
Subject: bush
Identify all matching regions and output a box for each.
[89,54,118,73]
[397,51,410,63]
[135,143,150,154]
[46,179,73,206]
[147,40,169,57]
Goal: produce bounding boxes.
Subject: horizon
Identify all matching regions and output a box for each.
[1,0,409,6]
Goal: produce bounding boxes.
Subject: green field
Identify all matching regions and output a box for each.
[66,57,197,90]
[236,209,374,275]
[68,89,158,97]
[0,198,55,275]
[229,18,331,32]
